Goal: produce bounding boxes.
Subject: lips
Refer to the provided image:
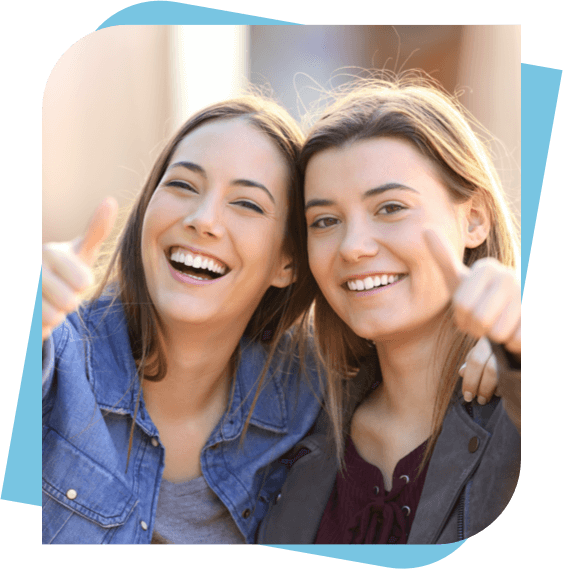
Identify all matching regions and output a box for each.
[167,246,231,281]
[343,273,408,291]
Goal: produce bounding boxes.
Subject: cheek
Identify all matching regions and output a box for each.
[239,218,288,273]
[307,238,333,289]
[141,207,160,249]
[140,199,169,266]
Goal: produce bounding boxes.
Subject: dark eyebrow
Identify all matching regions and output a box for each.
[168,161,207,177]
[305,183,419,212]
[232,179,276,205]
[165,164,275,205]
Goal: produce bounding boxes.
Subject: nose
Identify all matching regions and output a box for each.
[339,218,379,263]
[182,193,225,238]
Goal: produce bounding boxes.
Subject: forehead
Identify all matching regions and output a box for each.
[305,137,442,195]
[169,118,287,176]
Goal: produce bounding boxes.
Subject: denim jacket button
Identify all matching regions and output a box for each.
[140,521,148,531]
[66,489,77,500]
[242,509,251,519]
[210,443,220,451]
[150,437,159,447]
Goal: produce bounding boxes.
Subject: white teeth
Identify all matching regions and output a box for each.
[347,274,402,291]
[170,247,227,275]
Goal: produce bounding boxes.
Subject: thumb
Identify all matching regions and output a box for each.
[72,197,119,265]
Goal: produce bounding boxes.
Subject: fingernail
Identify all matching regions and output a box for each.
[459,363,467,376]
[463,391,474,402]
[494,388,501,397]
[477,396,487,405]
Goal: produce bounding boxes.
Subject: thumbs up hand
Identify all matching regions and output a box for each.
[424,229,521,357]
[42,197,118,342]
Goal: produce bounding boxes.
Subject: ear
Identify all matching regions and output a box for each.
[270,254,296,289]
[462,195,490,249]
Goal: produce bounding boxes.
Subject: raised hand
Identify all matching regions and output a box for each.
[42,197,118,342]
[424,229,521,357]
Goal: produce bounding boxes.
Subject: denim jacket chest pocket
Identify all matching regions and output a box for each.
[42,428,139,544]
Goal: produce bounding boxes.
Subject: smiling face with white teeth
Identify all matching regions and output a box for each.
[305,137,477,343]
[141,118,294,332]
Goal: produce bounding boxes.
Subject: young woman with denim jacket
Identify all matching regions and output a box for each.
[41,97,324,544]
[43,93,498,545]
[258,75,520,544]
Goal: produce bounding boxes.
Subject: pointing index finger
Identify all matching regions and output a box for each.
[423,229,468,296]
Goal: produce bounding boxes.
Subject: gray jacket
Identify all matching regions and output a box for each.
[257,345,520,544]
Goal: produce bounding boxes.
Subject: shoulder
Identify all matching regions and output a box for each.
[48,293,132,379]
[239,328,324,395]
[49,294,124,342]
[236,333,324,431]
[74,294,126,332]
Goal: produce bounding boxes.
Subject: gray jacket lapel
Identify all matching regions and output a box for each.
[408,402,492,543]
[257,433,338,544]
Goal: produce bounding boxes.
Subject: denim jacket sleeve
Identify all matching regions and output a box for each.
[42,304,159,544]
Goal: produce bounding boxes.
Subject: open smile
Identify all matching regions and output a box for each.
[166,246,231,282]
[343,273,408,292]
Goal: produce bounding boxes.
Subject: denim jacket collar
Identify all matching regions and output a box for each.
[83,298,289,441]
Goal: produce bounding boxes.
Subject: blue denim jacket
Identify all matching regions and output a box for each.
[42,297,322,544]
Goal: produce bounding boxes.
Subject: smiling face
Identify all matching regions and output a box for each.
[141,118,293,332]
[305,137,477,343]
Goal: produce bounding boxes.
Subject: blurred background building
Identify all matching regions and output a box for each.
[43,25,520,243]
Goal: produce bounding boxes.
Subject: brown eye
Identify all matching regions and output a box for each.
[310,217,340,229]
[378,203,405,215]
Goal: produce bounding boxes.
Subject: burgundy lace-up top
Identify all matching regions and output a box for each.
[314,436,430,544]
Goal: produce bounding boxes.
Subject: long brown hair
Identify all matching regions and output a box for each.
[88,96,317,462]
[300,73,520,463]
